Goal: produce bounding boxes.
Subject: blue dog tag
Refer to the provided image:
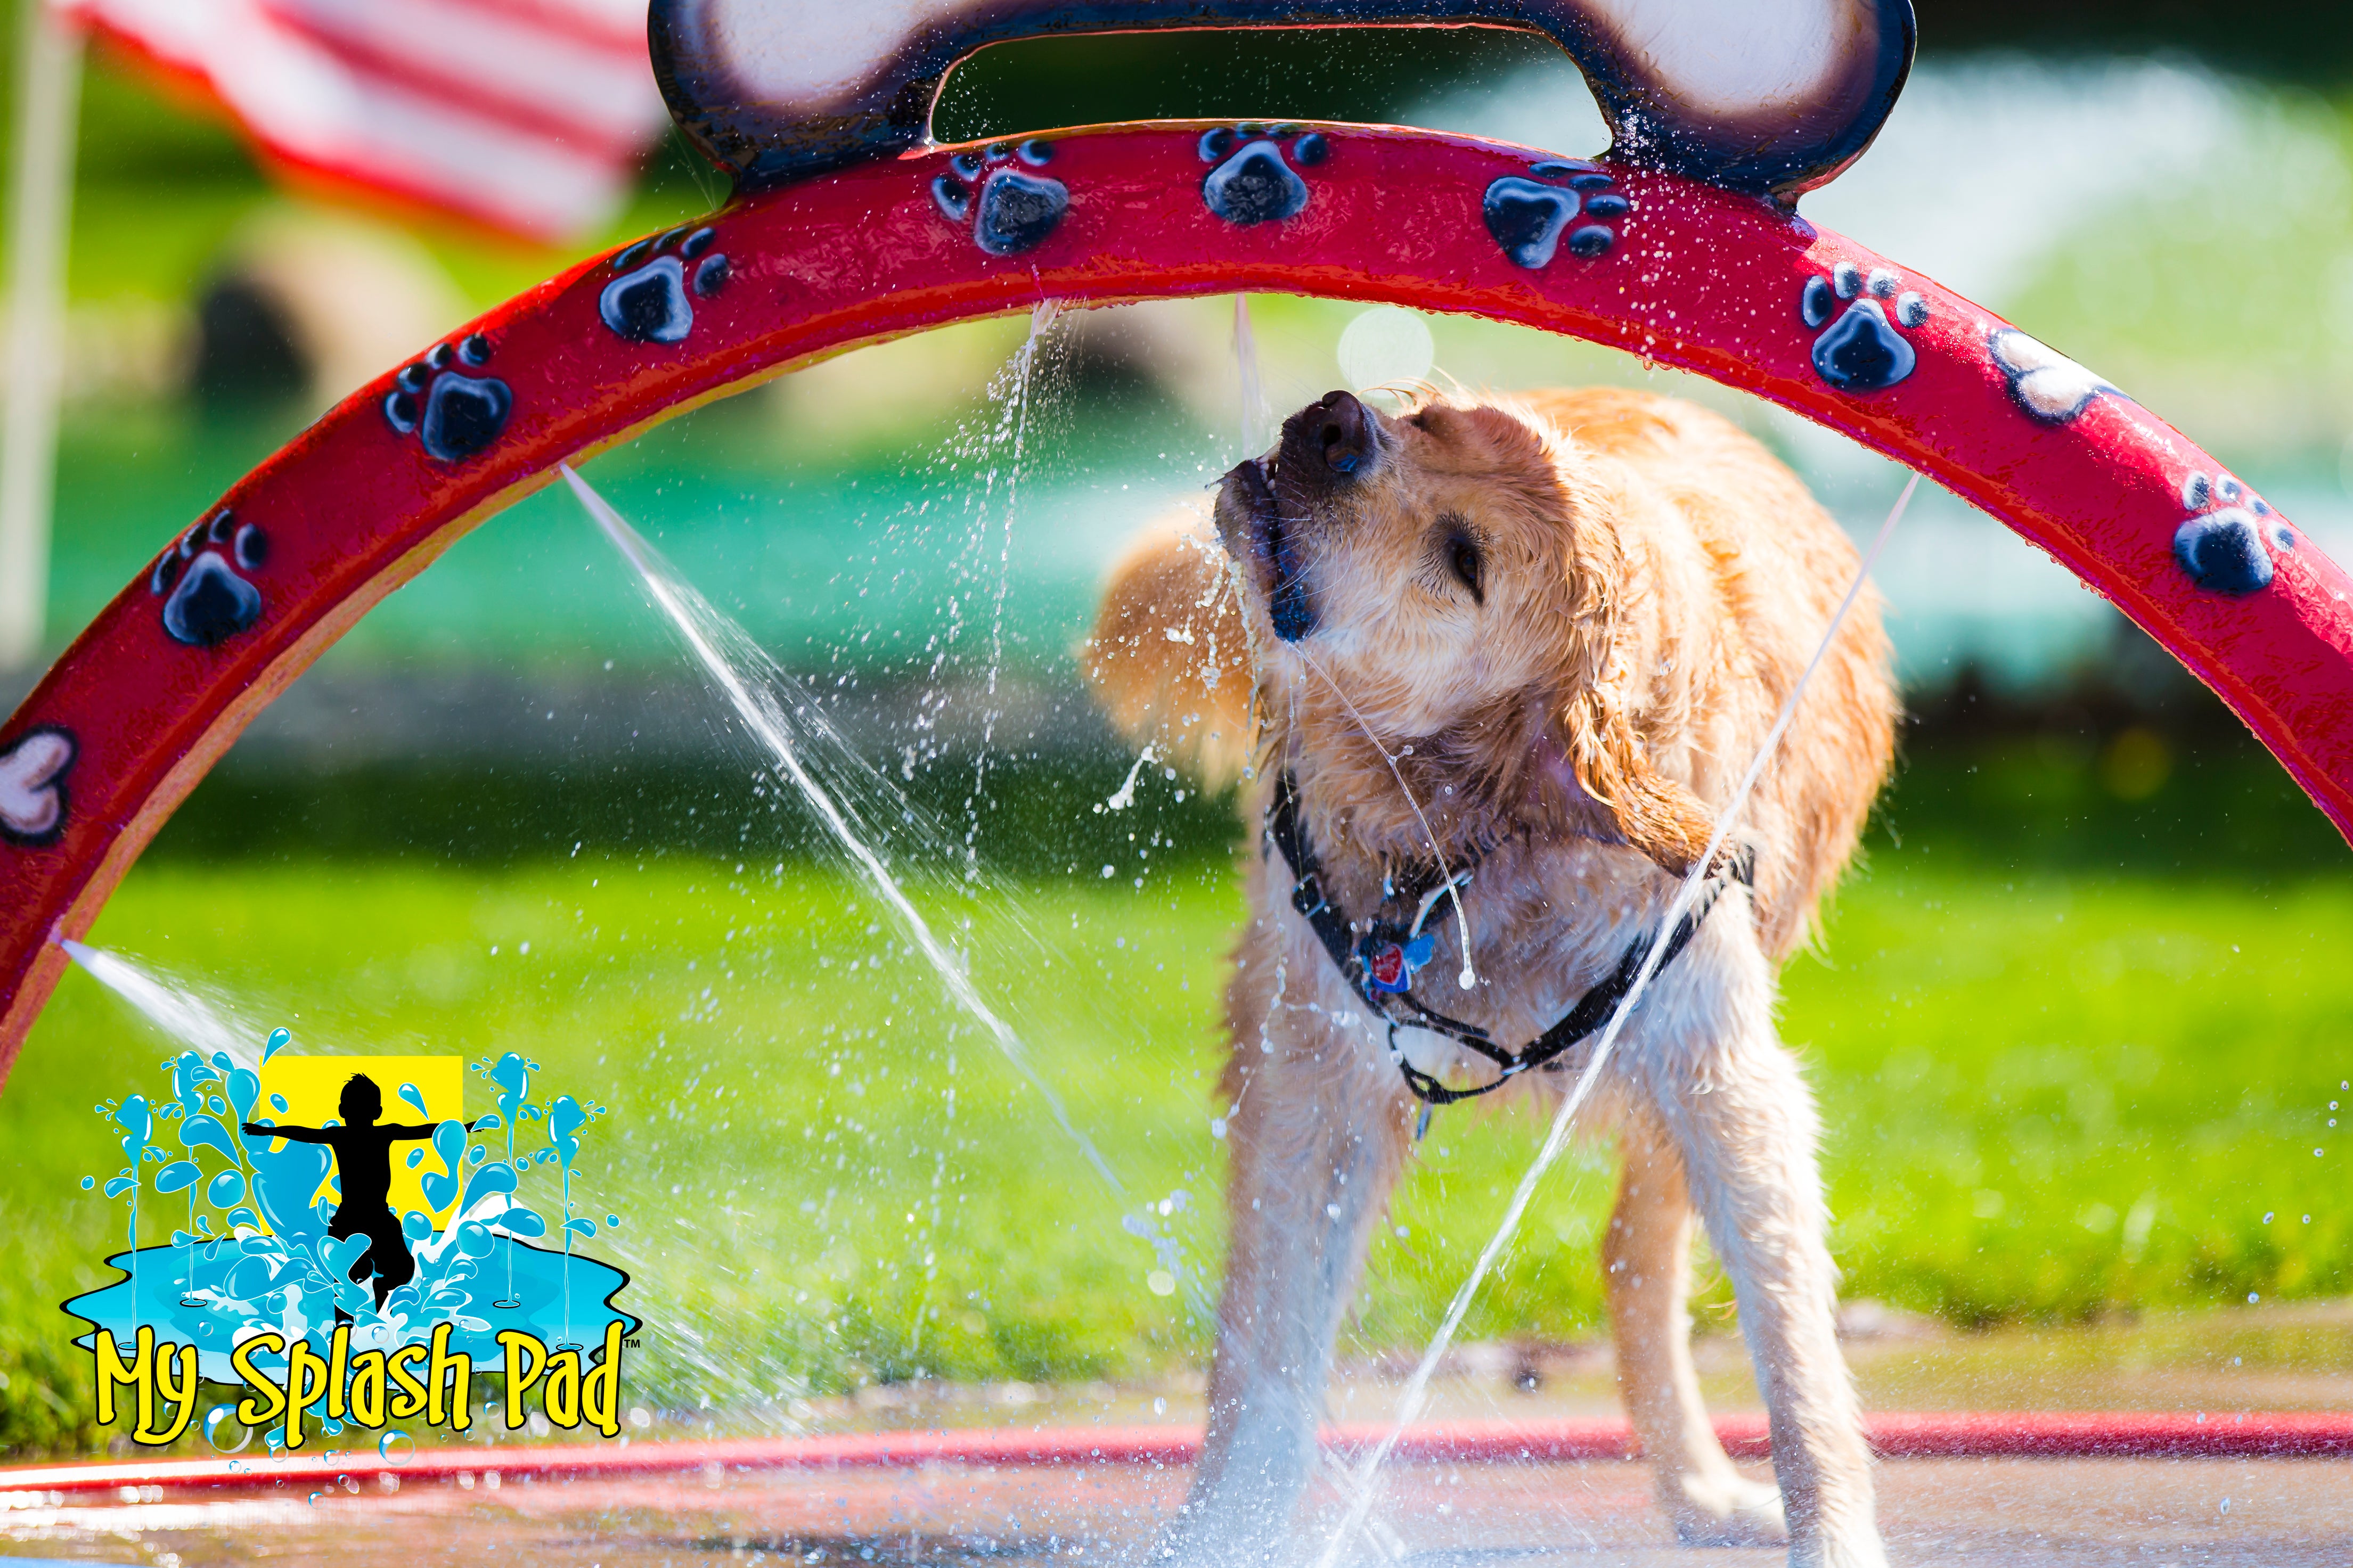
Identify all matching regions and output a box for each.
[1366,931,1436,993]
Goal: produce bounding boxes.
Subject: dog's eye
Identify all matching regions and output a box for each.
[1443,524,1484,605]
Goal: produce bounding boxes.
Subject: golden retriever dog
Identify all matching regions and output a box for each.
[1086,385,1897,1566]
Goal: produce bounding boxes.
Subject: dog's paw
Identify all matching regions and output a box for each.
[600,223,731,342]
[1199,124,1325,225]
[1801,262,1926,391]
[0,726,74,844]
[1791,1531,1892,1568]
[1484,159,1625,268]
[382,333,513,463]
[151,508,267,647]
[1664,1470,1787,1548]
[933,141,1069,255]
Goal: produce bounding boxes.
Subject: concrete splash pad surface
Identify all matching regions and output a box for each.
[5,1450,2352,1566]
[7,1416,2353,1566]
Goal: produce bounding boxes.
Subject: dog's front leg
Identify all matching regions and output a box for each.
[1648,968,1883,1568]
[1169,952,1409,1562]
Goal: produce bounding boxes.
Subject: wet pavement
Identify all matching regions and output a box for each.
[9,1304,2352,1566]
[4,1449,2351,1566]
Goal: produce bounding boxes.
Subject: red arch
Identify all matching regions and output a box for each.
[3,120,2349,1076]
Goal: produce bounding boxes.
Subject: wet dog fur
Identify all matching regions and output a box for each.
[1085,385,1898,1567]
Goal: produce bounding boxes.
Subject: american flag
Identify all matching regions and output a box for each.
[56,0,669,243]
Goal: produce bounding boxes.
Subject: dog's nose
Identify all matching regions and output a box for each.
[1284,390,1378,481]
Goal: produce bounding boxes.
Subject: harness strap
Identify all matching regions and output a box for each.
[1267,768,1746,1107]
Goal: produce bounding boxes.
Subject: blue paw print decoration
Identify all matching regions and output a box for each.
[1199,125,1325,225]
[382,334,512,463]
[1483,160,1625,268]
[150,508,266,646]
[1801,262,1927,391]
[2175,470,2293,596]
[601,225,731,343]
[934,141,1068,255]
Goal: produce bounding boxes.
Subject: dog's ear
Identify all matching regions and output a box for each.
[1553,491,1719,879]
[1083,505,1256,790]
[1560,689,1718,878]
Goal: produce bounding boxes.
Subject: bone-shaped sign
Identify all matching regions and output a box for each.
[649,0,1914,198]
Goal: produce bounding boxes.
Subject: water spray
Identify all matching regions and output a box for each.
[59,938,264,1068]
[562,461,1125,1198]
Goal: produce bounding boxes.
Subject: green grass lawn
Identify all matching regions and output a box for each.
[3,833,2347,1458]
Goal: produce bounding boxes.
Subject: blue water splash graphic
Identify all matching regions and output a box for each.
[64,1034,634,1399]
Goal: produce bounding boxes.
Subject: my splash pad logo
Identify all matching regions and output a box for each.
[63,1033,637,1450]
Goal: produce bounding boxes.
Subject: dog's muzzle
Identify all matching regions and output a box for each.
[1218,452,1316,642]
[1280,389,1380,483]
[1216,391,1382,644]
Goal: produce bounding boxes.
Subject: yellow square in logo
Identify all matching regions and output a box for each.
[255,1056,468,1229]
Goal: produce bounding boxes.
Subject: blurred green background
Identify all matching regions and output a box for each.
[1,2,2350,1461]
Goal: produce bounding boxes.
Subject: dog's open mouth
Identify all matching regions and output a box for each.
[1222,454,1314,642]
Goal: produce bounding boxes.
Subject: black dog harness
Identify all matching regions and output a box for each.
[1266,769,1749,1110]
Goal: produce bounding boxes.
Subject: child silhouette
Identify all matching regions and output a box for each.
[244,1074,477,1310]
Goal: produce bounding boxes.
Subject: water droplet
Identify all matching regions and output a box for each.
[203,1405,251,1453]
[379,1430,414,1465]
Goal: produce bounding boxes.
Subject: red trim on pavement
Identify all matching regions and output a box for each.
[3,1412,2348,1499]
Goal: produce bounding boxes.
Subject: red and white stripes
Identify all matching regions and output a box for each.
[56,0,667,242]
